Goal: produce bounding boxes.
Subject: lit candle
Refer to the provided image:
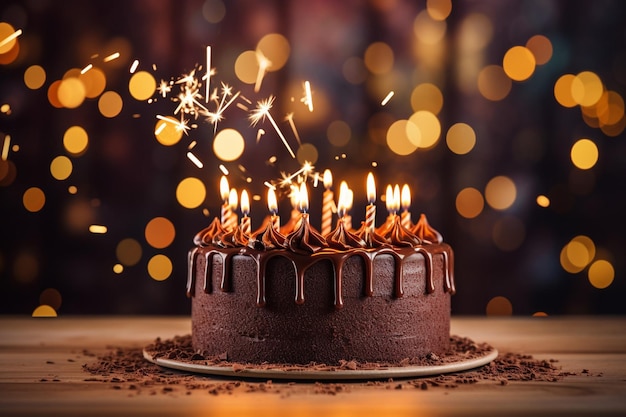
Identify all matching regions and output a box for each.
[321,169,334,235]
[344,187,353,231]
[365,172,376,232]
[267,187,280,231]
[298,181,309,214]
[385,184,395,216]
[393,184,401,216]
[240,190,251,235]
[337,181,353,230]
[220,176,231,227]
[228,188,238,231]
[401,184,411,229]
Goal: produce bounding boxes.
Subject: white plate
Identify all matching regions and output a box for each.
[143,347,498,380]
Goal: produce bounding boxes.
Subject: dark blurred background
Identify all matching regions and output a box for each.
[1,0,625,316]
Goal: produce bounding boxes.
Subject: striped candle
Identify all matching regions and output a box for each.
[321,169,334,235]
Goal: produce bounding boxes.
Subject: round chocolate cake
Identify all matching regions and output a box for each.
[187,212,455,365]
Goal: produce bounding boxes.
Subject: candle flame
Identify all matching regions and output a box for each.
[298,182,309,213]
[240,190,250,216]
[220,176,230,202]
[366,172,376,203]
[323,169,333,189]
[393,184,401,213]
[229,188,238,210]
[401,184,411,210]
[338,181,350,217]
[267,187,278,214]
[385,184,396,214]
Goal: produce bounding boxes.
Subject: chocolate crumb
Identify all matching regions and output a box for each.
[81,334,580,396]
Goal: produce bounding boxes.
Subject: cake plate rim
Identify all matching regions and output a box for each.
[142,346,498,381]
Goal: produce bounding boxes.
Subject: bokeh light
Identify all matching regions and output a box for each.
[410,83,443,114]
[408,110,441,149]
[147,254,173,281]
[502,46,536,81]
[364,42,394,75]
[446,122,476,155]
[570,138,598,170]
[23,187,46,212]
[525,35,553,65]
[154,116,184,146]
[554,74,578,108]
[296,143,319,165]
[24,65,46,90]
[456,187,484,219]
[257,33,290,72]
[426,0,452,21]
[571,71,603,107]
[57,77,86,108]
[116,238,142,267]
[484,176,516,210]
[0,22,18,54]
[413,10,446,44]
[386,119,420,156]
[536,195,550,207]
[98,91,123,118]
[486,296,513,316]
[478,65,512,101]
[492,215,525,251]
[234,50,259,84]
[32,305,57,317]
[588,260,614,289]
[213,128,245,161]
[145,217,176,249]
[327,120,351,147]
[129,70,156,101]
[63,126,89,156]
[176,177,206,209]
[202,0,226,23]
[39,288,62,310]
[50,155,73,180]
[79,67,106,98]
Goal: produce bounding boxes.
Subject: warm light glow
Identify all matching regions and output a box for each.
[63,126,89,156]
[526,34,553,65]
[89,225,108,234]
[32,305,57,318]
[410,83,444,115]
[298,182,309,213]
[240,190,250,215]
[536,195,550,207]
[366,172,376,204]
[446,122,476,155]
[364,42,394,75]
[213,128,245,161]
[98,90,123,118]
[220,176,230,202]
[571,138,598,170]
[337,181,350,217]
[154,116,184,146]
[50,156,73,180]
[116,238,142,266]
[267,187,278,214]
[485,176,517,210]
[147,254,172,281]
[408,110,440,149]
[478,65,512,101]
[323,169,333,189]
[386,119,420,155]
[554,74,578,108]
[571,71,603,107]
[24,65,46,90]
[456,187,484,219]
[385,184,394,213]
[486,296,513,316]
[326,120,351,147]
[588,259,614,289]
[176,177,206,209]
[145,217,176,249]
[503,46,536,81]
[229,188,238,210]
[401,184,411,210]
[129,70,157,101]
[23,187,46,212]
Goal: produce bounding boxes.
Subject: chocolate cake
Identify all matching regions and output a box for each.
[187,210,455,365]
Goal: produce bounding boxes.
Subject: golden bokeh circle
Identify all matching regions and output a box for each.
[57,77,86,108]
[446,122,476,155]
[154,117,184,146]
[32,305,57,317]
[213,128,245,161]
[485,175,516,210]
[116,238,142,266]
[79,67,107,98]
[50,155,73,180]
[364,42,394,75]
[147,254,173,281]
[296,143,319,165]
[455,187,484,219]
[129,70,157,101]
[24,65,47,90]
[63,126,89,156]
[257,33,290,72]
[570,138,598,170]
[176,177,206,209]
[386,119,420,156]
[23,187,46,212]
[145,217,176,249]
[408,110,441,149]
[98,91,123,118]
[477,65,512,101]
[410,83,443,115]
[503,46,536,81]
[486,296,513,316]
[588,260,614,289]
[234,50,259,84]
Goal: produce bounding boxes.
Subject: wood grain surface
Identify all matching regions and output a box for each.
[1,316,625,416]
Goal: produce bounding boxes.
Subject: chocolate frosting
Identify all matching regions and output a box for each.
[285,213,328,254]
[355,222,388,248]
[325,219,366,250]
[217,223,250,248]
[411,213,443,244]
[382,214,422,247]
[248,221,287,251]
[193,217,225,246]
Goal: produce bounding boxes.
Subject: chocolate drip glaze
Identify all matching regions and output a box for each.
[187,243,455,308]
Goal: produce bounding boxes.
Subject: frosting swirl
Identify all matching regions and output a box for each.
[216,224,250,248]
[355,222,389,248]
[411,213,443,244]
[382,214,421,247]
[193,217,226,246]
[285,213,328,254]
[325,219,366,250]
[248,221,287,250]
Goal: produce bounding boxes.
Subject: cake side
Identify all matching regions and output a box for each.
[190,245,453,364]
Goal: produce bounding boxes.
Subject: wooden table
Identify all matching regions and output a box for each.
[1,316,625,416]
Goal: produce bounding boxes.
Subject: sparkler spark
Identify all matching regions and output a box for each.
[249,96,296,158]
[130,59,139,73]
[103,52,120,62]
[381,91,395,106]
[254,50,272,93]
[0,29,22,48]
[285,112,302,145]
[1,134,10,161]
[80,64,93,74]
[204,46,211,103]
[302,81,314,112]
[186,151,203,168]
[157,80,172,98]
